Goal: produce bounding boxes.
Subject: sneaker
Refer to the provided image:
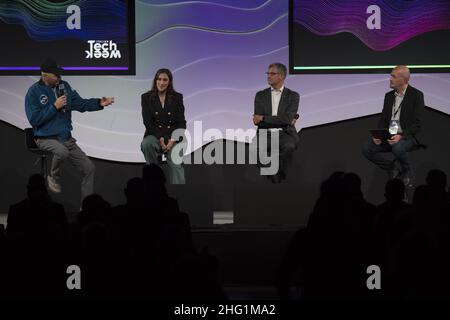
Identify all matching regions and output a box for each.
[398,171,414,188]
[387,160,402,179]
[402,175,413,188]
[387,168,400,179]
[47,175,61,193]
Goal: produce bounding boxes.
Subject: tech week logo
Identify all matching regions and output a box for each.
[85,40,121,59]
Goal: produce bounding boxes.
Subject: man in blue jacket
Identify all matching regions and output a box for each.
[25,58,114,202]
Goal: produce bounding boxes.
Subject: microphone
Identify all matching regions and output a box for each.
[57,83,67,112]
[57,83,66,97]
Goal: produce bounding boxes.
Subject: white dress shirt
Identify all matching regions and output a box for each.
[270,86,284,131]
[271,86,284,115]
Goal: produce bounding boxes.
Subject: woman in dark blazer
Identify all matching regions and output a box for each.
[141,68,186,184]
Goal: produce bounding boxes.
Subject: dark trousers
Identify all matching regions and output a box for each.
[361,137,418,175]
[255,129,296,176]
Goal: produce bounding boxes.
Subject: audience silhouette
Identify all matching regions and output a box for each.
[1,168,449,300]
[278,169,449,301]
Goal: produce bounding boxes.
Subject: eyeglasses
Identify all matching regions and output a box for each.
[265,72,279,76]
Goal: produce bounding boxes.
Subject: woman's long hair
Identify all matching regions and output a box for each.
[149,68,178,102]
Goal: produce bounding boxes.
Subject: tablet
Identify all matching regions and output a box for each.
[370,129,391,141]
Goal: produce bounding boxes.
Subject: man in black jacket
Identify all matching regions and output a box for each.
[362,65,424,185]
[253,63,300,183]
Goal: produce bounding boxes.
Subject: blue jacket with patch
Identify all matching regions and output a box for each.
[25,79,103,141]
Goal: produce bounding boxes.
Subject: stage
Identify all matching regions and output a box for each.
[1,107,449,228]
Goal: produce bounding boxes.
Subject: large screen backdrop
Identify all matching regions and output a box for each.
[0,0,449,162]
[0,0,135,75]
[290,0,450,73]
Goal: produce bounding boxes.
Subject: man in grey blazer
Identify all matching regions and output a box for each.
[253,63,300,183]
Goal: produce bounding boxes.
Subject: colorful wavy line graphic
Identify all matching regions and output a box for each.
[0,0,127,42]
[293,0,450,51]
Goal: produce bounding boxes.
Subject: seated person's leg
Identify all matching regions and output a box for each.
[141,135,161,164]
[391,138,418,178]
[166,140,186,184]
[66,138,96,200]
[253,129,271,168]
[279,132,296,177]
[36,138,69,192]
[361,138,393,172]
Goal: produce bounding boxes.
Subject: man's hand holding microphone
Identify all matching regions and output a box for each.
[54,95,67,111]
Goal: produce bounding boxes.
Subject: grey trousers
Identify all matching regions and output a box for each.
[141,135,186,184]
[36,137,95,201]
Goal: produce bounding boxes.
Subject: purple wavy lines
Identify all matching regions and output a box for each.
[293,0,450,51]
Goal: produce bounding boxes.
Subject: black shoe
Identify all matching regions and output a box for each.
[275,171,286,183]
[269,173,282,184]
